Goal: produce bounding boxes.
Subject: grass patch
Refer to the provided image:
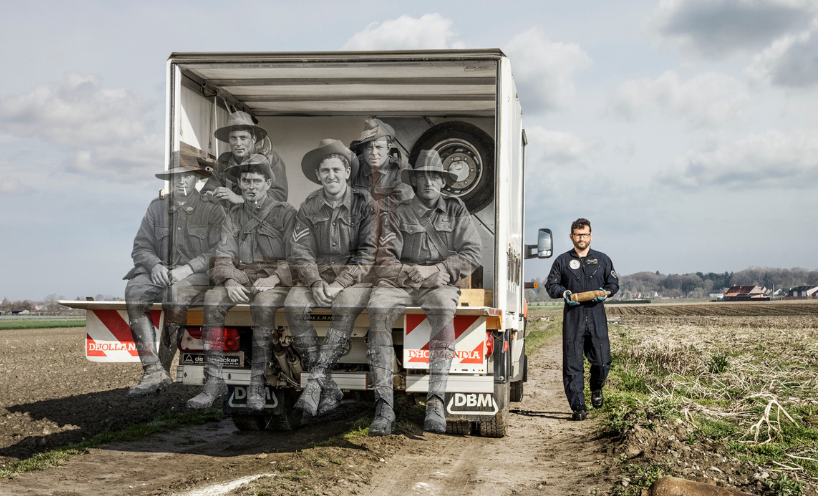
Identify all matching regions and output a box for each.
[0,319,85,330]
[525,316,562,356]
[0,408,224,478]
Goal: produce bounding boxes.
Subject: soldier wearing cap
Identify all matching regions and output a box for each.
[284,140,376,417]
[187,154,297,410]
[200,111,288,205]
[349,118,412,204]
[366,150,482,435]
[124,149,225,397]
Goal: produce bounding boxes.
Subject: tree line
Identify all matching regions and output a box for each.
[525,266,818,301]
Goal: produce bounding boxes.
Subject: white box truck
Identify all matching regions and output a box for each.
[61,49,553,437]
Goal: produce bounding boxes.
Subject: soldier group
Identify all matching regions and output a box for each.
[123,113,482,435]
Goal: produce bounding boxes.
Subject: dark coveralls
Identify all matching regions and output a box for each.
[124,191,225,370]
[545,248,619,412]
[201,151,289,203]
[367,195,482,409]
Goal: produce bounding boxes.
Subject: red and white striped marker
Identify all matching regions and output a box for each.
[403,315,487,373]
[85,309,163,362]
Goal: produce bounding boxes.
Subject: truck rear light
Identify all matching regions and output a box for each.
[223,328,240,351]
[486,332,494,356]
[187,327,202,340]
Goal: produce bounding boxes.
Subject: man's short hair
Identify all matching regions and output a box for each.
[319,153,350,170]
[231,127,257,141]
[571,218,591,233]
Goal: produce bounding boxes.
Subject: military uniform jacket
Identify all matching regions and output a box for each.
[210,195,297,286]
[200,150,288,202]
[545,248,619,334]
[124,191,226,280]
[374,196,482,287]
[289,187,376,287]
[351,154,413,204]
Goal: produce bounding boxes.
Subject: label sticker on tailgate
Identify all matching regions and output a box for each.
[445,392,498,416]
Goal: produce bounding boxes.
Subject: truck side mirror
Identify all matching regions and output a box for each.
[524,228,553,259]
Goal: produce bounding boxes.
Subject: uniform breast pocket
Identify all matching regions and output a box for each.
[259,226,285,258]
[186,225,208,252]
[432,216,454,234]
[155,226,170,239]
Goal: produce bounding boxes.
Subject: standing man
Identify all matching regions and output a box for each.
[349,118,412,205]
[124,150,225,397]
[187,155,296,410]
[545,218,619,420]
[285,139,376,417]
[201,111,288,205]
[366,150,482,436]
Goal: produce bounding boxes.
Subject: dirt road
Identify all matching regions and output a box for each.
[0,326,615,496]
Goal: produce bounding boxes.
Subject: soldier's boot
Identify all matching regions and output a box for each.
[368,346,396,436]
[128,317,172,397]
[187,326,228,409]
[315,327,350,416]
[424,344,456,434]
[158,323,182,374]
[247,327,274,411]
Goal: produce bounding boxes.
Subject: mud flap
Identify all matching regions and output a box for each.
[223,385,283,415]
[442,381,510,422]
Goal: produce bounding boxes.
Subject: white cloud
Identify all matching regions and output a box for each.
[0,74,161,180]
[525,127,590,167]
[343,14,465,50]
[648,0,817,57]
[504,28,592,114]
[609,71,750,126]
[659,129,818,189]
[748,21,818,87]
[0,176,33,195]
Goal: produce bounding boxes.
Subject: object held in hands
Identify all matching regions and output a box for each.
[570,289,611,303]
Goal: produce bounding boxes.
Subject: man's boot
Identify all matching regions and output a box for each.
[129,317,172,397]
[187,326,228,409]
[291,334,321,371]
[158,323,182,373]
[425,344,455,434]
[367,345,396,436]
[247,327,274,411]
[315,327,350,416]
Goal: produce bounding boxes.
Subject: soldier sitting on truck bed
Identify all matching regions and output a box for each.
[285,139,376,417]
[200,111,288,205]
[366,150,482,435]
[124,149,225,397]
[187,155,297,410]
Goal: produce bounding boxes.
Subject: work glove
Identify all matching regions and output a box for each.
[564,290,580,306]
[593,288,607,302]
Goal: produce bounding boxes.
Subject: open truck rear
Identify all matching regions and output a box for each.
[61,49,552,437]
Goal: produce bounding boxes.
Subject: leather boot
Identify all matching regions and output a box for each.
[247,326,273,411]
[158,323,182,373]
[129,362,172,397]
[315,327,350,416]
[187,326,228,409]
[425,344,455,433]
[367,345,396,436]
[291,334,321,371]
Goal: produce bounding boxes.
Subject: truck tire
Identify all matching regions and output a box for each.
[510,380,524,403]
[409,121,495,213]
[446,420,472,435]
[231,414,266,431]
[265,389,303,431]
[478,381,510,438]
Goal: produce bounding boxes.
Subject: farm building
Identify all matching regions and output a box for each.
[787,285,818,298]
[723,285,770,301]
[10,309,30,315]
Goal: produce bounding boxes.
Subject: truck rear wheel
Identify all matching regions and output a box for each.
[409,121,495,213]
[266,389,303,431]
[510,380,524,403]
[446,420,472,435]
[477,381,510,438]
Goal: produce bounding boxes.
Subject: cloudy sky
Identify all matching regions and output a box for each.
[1,0,816,300]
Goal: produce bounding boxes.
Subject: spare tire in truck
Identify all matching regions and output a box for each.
[409,121,495,213]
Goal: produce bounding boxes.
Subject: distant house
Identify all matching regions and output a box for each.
[723,285,770,301]
[10,309,30,315]
[787,285,818,298]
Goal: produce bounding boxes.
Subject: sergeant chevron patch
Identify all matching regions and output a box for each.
[379,233,396,244]
[292,228,310,242]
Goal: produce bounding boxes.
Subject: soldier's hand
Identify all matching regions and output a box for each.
[253,275,280,292]
[593,287,607,302]
[408,265,438,283]
[421,270,451,287]
[311,281,332,306]
[225,279,251,303]
[324,281,344,301]
[213,187,244,205]
[564,290,580,306]
[169,264,194,284]
[151,264,170,286]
